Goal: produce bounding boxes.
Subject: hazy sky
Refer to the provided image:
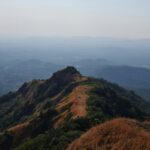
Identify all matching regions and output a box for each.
[0,0,150,38]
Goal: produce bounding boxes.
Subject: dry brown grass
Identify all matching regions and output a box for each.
[51,76,88,101]
[53,110,70,128]
[8,121,30,136]
[70,85,91,119]
[56,85,91,118]
[54,85,92,127]
[67,118,150,150]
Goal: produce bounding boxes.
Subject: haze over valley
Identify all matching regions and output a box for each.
[0,0,150,150]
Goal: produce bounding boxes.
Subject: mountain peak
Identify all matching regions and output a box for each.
[53,66,80,76]
[50,66,81,83]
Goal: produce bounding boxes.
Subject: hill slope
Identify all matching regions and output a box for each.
[0,67,149,150]
[67,118,150,150]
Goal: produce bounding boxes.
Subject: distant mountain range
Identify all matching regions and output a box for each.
[0,67,149,150]
[1,58,150,102]
[0,59,61,95]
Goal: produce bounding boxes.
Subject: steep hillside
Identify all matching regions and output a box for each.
[67,118,150,150]
[0,67,149,150]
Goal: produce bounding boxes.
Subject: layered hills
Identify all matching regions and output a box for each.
[0,67,149,150]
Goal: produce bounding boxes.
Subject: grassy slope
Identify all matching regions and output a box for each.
[0,67,149,150]
[67,118,150,150]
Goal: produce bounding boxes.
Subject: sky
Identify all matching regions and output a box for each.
[0,0,150,39]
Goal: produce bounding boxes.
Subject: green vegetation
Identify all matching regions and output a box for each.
[15,129,81,150]
[0,67,149,150]
[0,132,13,150]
